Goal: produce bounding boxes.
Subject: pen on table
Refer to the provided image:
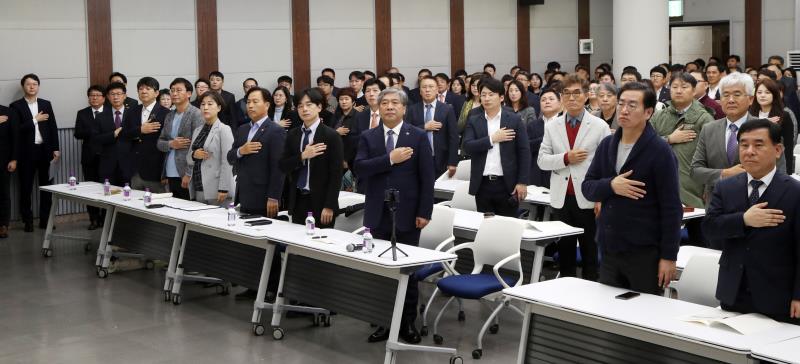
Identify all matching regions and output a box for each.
[311,235,328,239]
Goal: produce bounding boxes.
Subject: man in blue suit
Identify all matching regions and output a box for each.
[405,76,460,178]
[355,88,434,344]
[703,119,800,324]
[463,78,530,217]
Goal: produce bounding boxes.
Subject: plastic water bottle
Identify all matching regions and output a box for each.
[122,183,131,201]
[363,228,374,254]
[227,203,237,226]
[143,188,152,206]
[68,171,77,190]
[305,212,315,235]
[103,179,111,196]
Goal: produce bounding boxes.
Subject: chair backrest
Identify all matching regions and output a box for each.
[454,159,471,181]
[334,194,365,232]
[449,182,476,211]
[675,253,721,307]
[469,216,525,273]
[420,204,455,250]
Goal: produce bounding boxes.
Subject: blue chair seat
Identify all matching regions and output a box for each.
[436,273,517,300]
[413,263,444,281]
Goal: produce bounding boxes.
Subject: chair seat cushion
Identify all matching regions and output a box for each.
[436,273,517,299]
[413,263,444,281]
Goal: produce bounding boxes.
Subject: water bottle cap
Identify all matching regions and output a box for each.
[105,179,109,182]
[229,203,234,208]
[124,183,129,187]
[145,188,150,192]
[365,227,370,232]
[307,212,313,216]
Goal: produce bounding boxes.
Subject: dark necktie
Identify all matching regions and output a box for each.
[425,104,434,155]
[569,116,580,128]
[93,110,99,119]
[114,110,121,128]
[727,123,739,165]
[386,129,395,154]
[296,128,312,191]
[748,179,764,206]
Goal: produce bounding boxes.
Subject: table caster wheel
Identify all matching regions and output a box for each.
[449,356,463,364]
[97,268,108,279]
[489,323,499,334]
[420,326,428,336]
[433,334,443,345]
[172,294,181,305]
[253,324,265,336]
[472,349,483,359]
[457,310,465,322]
[145,260,155,270]
[322,314,331,327]
[42,248,53,258]
[419,304,426,314]
[272,327,284,340]
[163,290,172,302]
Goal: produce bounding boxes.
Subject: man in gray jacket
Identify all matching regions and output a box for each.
[158,78,204,199]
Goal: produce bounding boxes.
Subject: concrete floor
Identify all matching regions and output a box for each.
[0,217,529,364]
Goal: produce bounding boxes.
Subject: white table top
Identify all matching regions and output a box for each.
[503,277,800,353]
[751,336,800,364]
[683,208,706,220]
[41,182,109,202]
[450,208,583,243]
[676,246,721,269]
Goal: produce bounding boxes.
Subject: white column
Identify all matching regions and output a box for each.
[612,0,669,78]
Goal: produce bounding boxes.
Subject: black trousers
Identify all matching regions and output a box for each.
[721,271,800,325]
[684,218,707,247]
[599,246,661,295]
[0,166,9,226]
[475,177,518,217]
[167,177,190,200]
[371,212,421,327]
[552,195,598,280]
[82,160,102,224]
[18,146,53,226]
[289,191,335,229]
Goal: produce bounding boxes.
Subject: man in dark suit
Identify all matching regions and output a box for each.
[408,68,432,105]
[74,85,106,230]
[355,88,434,345]
[353,78,386,142]
[0,103,18,238]
[237,78,258,127]
[208,71,239,128]
[279,88,343,227]
[94,82,132,187]
[108,72,139,109]
[703,119,800,324]
[227,87,285,217]
[463,78,530,217]
[405,76,459,178]
[650,66,671,103]
[348,71,368,108]
[120,77,169,193]
[10,74,60,232]
[434,73,465,118]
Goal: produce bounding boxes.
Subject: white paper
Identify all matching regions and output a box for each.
[680,310,782,335]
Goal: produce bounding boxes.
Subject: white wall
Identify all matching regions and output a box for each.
[217,0,292,99]
[111,0,197,103]
[589,0,613,71]
[464,0,517,75]
[0,0,88,128]
[681,0,745,63]
[391,0,450,79]
[309,0,375,89]
[763,0,795,62]
[530,0,578,75]
[671,26,713,64]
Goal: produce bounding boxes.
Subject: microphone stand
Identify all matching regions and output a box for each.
[379,189,407,261]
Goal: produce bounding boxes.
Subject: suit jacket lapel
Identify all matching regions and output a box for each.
[758,172,790,206]
[574,114,591,147]
[251,119,270,141]
[555,117,571,152]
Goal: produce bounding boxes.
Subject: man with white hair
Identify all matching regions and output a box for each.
[691,72,786,247]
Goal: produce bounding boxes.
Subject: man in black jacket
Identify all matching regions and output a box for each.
[0,103,18,238]
[10,74,60,232]
[74,85,106,229]
[279,88,343,227]
[209,71,239,128]
[121,76,169,193]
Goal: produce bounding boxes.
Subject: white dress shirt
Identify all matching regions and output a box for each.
[747,166,776,198]
[483,111,504,176]
[141,101,155,123]
[27,100,43,145]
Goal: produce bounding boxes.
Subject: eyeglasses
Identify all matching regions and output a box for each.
[108,92,125,97]
[721,92,747,100]
[561,90,584,99]
[617,101,640,111]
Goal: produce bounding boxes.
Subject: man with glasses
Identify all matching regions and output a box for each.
[157,78,204,200]
[74,85,108,230]
[237,78,258,126]
[94,82,131,187]
[463,78,530,217]
[583,82,682,295]
[705,63,725,101]
[650,66,670,103]
[690,71,724,119]
[538,74,610,280]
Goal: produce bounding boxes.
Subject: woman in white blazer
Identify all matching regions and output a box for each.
[186,92,235,205]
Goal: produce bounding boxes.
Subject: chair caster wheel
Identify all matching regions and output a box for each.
[419,304,426,314]
[253,324,265,336]
[472,349,483,359]
[457,311,465,321]
[97,268,108,278]
[489,324,499,334]
[216,284,230,296]
[322,314,331,327]
[449,356,463,364]
[145,260,155,270]
[433,334,443,345]
[42,248,53,258]
[163,290,172,302]
[172,294,181,305]
[272,327,284,340]
[420,326,428,336]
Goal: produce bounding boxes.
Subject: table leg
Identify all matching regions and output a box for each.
[530,245,545,283]
[251,244,275,326]
[100,210,119,269]
[40,198,58,257]
[516,304,532,364]
[384,273,409,364]
[169,225,190,300]
[163,223,186,300]
[542,206,552,221]
[95,206,114,268]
